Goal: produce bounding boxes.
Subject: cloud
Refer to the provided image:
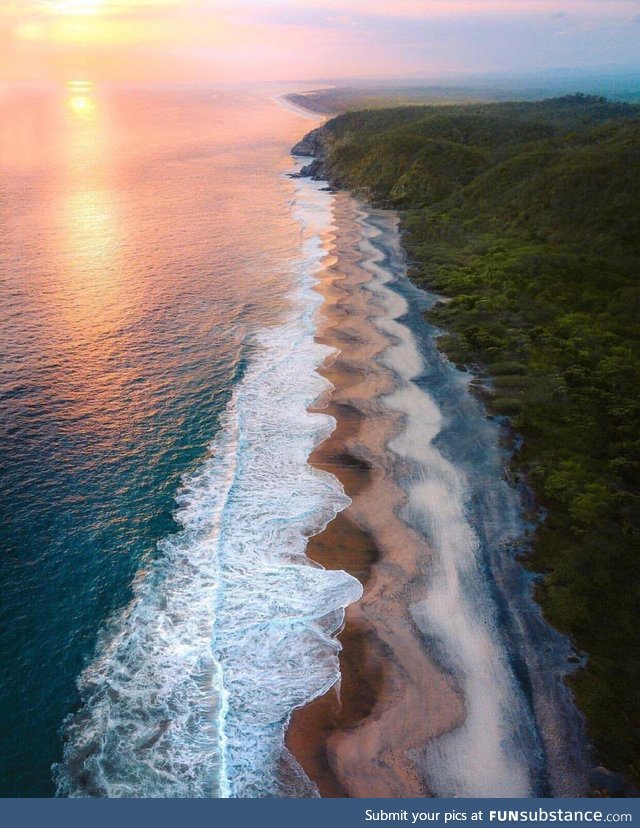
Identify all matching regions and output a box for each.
[2,0,640,83]
[249,1,640,22]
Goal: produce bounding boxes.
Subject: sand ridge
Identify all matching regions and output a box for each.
[286,192,464,798]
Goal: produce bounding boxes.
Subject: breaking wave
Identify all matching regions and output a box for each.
[53,167,362,798]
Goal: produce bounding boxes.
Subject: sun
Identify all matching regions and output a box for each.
[45,0,107,15]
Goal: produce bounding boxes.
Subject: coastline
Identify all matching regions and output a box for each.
[286,94,640,794]
[286,193,463,797]
[285,148,590,796]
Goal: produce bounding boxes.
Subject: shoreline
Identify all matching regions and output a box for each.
[286,94,640,794]
[286,192,463,797]
[285,173,590,797]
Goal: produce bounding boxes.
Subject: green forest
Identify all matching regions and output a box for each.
[314,95,640,787]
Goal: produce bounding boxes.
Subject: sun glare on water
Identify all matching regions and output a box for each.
[66,80,96,116]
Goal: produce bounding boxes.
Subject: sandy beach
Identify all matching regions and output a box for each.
[284,168,594,797]
[285,192,464,797]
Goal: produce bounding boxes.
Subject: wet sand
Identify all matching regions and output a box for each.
[285,193,464,798]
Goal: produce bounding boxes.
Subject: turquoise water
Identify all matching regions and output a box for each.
[0,82,586,800]
[0,84,349,796]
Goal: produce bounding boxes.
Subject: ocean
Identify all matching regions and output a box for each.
[0,82,588,800]
[0,83,359,796]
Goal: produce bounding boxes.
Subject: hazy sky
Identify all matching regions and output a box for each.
[2,0,640,82]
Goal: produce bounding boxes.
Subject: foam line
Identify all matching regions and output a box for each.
[357,214,541,798]
[53,164,362,798]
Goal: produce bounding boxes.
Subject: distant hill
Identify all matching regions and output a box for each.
[286,76,640,114]
[306,95,640,789]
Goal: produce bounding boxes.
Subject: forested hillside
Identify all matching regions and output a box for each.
[312,95,640,787]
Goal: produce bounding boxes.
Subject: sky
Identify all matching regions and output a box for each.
[1,0,640,83]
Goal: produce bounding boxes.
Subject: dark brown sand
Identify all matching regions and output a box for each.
[285,193,464,798]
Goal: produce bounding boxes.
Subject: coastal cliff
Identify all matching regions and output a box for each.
[291,127,330,179]
[291,94,640,793]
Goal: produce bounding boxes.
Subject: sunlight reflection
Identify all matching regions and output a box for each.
[65,187,118,271]
[66,80,97,118]
[59,80,124,337]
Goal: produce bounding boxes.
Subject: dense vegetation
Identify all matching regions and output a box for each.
[316,95,640,787]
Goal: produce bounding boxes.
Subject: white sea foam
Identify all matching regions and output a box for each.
[53,167,362,798]
[357,214,538,798]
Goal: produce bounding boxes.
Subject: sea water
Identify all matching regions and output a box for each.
[0,83,585,800]
[0,83,359,797]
